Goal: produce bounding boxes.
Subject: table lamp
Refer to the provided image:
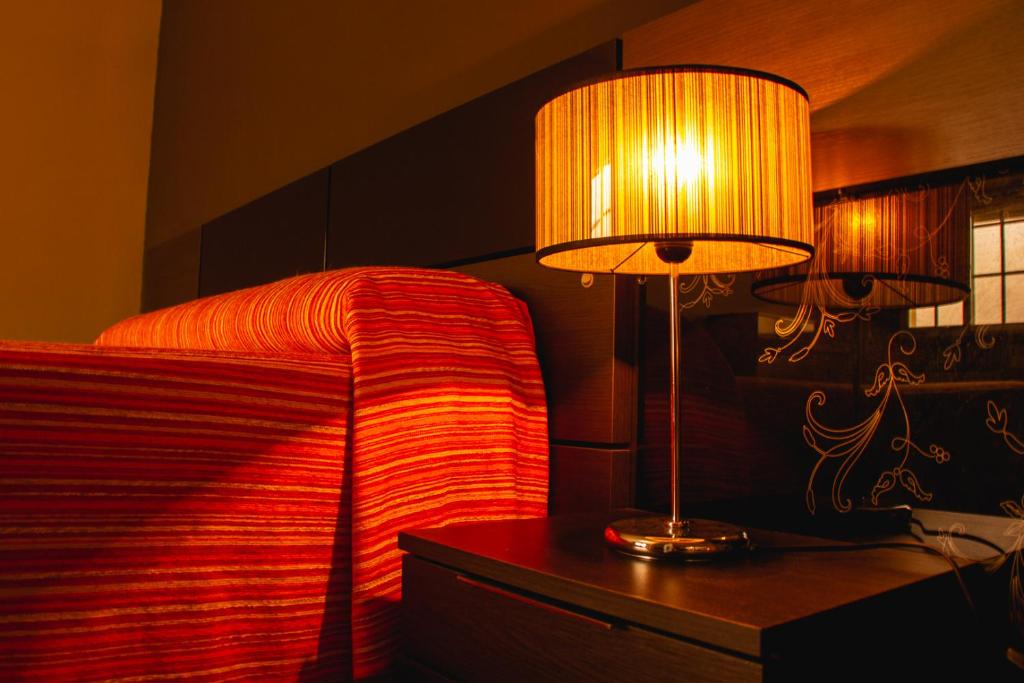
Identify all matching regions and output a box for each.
[535,66,815,559]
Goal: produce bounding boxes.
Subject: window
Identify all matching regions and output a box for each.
[910,209,1024,327]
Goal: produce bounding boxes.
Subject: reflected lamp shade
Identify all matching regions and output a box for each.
[535,66,815,275]
[751,185,971,308]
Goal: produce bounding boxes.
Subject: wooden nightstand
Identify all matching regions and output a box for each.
[398,511,1010,682]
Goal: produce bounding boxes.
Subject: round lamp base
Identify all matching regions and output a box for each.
[604,516,751,560]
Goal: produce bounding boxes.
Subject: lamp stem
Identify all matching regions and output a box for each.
[668,268,683,531]
[602,266,750,558]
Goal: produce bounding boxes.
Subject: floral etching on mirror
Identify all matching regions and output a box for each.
[758,206,878,366]
[987,401,1024,456]
[679,274,734,310]
[803,331,951,514]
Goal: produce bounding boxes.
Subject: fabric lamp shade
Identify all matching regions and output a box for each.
[752,185,971,308]
[534,65,816,560]
[535,66,815,275]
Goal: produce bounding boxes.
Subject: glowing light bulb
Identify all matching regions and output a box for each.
[673,139,705,184]
[851,209,877,234]
[645,137,712,187]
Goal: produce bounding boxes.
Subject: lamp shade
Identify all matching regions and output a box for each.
[751,185,971,308]
[535,66,815,275]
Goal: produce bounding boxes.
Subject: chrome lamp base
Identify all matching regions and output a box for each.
[604,516,750,560]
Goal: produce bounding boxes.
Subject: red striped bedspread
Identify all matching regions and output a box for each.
[1,267,549,681]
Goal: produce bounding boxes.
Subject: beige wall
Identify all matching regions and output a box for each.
[145,0,693,249]
[0,0,162,342]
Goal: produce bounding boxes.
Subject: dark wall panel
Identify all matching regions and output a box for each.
[141,229,201,313]
[548,445,633,514]
[454,254,639,446]
[326,41,620,269]
[199,169,329,297]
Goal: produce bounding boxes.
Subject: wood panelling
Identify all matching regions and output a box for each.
[623,0,1024,191]
[199,170,328,297]
[454,254,639,445]
[325,42,619,269]
[549,445,634,514]
[141,229,201,313]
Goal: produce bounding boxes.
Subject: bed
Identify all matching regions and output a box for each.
[0,266,549,681]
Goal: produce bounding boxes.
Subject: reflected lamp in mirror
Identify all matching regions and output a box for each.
[534,66,815,559]
[751,186,971,310]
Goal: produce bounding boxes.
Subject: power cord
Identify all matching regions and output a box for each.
[909,516,1008,558]
[752,514,1016,675]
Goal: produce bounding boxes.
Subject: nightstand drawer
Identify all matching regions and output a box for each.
[402,555,761,683]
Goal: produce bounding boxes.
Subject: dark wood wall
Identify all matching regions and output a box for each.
[195,40,620,292]
[454,255,640,513]
[325,43,619,269]
[199,170,329,297]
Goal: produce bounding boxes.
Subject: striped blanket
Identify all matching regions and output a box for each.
[0,267,549,681]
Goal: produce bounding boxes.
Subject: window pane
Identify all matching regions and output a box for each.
[973,275,1003,324]
[909,307,935,328]
[973,224,1002,275]
[1005,220,1024,272]
[1007,273,1024,323]
[936,301,964,326]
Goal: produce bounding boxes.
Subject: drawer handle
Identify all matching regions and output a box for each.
[455,574,614,631]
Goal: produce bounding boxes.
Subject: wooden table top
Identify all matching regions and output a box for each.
[398,510,1009,658]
